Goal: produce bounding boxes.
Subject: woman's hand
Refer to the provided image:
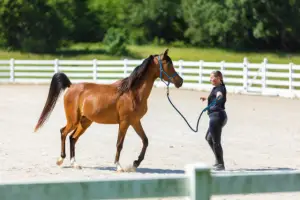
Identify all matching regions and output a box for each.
[200,97,206,101]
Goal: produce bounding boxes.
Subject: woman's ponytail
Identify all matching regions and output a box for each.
[213,70,226,92]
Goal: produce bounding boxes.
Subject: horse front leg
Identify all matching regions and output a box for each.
[130,120,148,170]
[114,121,129,172]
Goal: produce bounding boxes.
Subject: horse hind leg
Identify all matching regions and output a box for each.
[69,116,92,169]
[56,123,76,166]
[57,94,80,167]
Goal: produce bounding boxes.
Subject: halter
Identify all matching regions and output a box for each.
[157,56,178,87]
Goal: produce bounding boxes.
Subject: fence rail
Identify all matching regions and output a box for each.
[1,58,300,98]
[1,163,300,200]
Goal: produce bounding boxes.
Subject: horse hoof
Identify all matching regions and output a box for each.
[56,157,64,166]
[125,165,137,173]
[116,167,125,173]
[115,162,124,172]
[72,163,82,170]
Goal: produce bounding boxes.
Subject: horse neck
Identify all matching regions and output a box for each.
[135,69,157,102]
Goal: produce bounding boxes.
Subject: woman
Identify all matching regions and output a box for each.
[200,70,228,171]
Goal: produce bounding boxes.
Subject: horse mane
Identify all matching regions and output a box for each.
[118,55,154,93]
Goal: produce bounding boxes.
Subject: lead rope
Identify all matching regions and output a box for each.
[165,85,218,133]
[157,55,218,133]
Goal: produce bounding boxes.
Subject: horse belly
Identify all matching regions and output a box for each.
[86,108,119,124]
[81,95,119,124]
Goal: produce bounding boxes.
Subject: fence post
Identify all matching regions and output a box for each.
[262,58,267,91]
[54,59,59,73]
[186,163,211,200]
[289,62,294,95]
[199,60,203,85]
[93,59,97,81]
[9,58,14,82]
[124,59,128,78]
[179,60,183,77]
[220,60,225,81]
[243,57,248,92]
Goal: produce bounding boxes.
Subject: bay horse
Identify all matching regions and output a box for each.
[33,49,183,172]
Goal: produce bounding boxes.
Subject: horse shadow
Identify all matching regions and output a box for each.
[63,166,297,174]
[82,166,185,174]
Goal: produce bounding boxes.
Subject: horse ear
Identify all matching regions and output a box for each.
[162,48,169,60]
[164,48,169,56]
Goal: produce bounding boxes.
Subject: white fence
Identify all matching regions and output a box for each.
[1,162,300,200]
[0,58,300,98]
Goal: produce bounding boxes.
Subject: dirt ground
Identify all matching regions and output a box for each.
[1,84,300,200]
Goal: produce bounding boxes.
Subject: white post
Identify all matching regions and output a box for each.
[262,58,267,91]
[54,59,59,73]
[179,60,183,77]
[243,57,248,92]
[124,59,128,78]
[93,59,97,81]
[186,163,211,200]
[199,60,203,85]
[289,62,294,94]
[9,58,14,82]
[220,60,225,81]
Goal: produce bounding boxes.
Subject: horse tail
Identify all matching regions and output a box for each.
[34,72,72,132]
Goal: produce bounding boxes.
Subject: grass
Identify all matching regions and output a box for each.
[0,42,299,64]
[128,45,300,64]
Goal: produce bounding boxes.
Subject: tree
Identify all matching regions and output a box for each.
[0,0,66,53]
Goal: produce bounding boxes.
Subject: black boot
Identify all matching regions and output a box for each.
[212,143,225,171]
[213,163,225,171]
[207,139,220,166]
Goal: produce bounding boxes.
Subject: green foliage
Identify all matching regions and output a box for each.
[126,0,186,43]
[0,0,65,53]
[103,28,129,56]
[182,0,300,51]
[0,0,299,53]
[48,0,104,42]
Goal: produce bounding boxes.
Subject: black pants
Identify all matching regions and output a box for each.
[205,110,227,165]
